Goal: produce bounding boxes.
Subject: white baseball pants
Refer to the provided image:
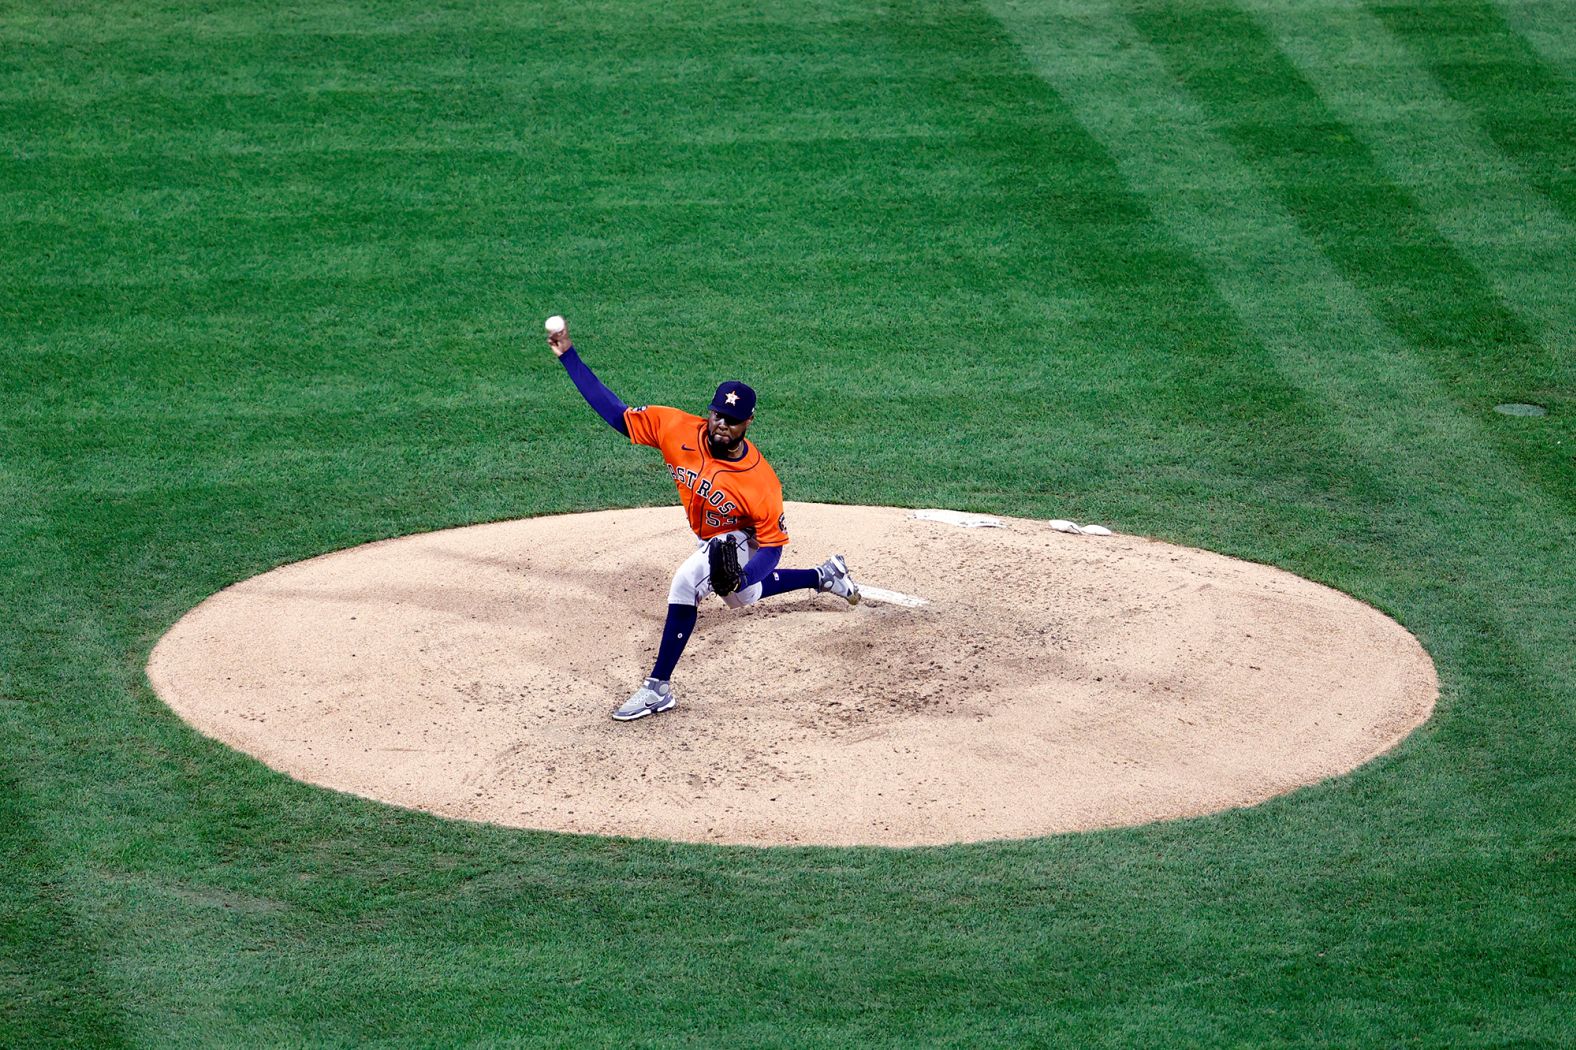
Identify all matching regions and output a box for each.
[667,530,764,609]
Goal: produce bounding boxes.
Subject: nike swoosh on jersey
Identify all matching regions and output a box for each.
[682,444,696,451]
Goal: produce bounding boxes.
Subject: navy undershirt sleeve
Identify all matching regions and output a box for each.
[559,347,629,436]
[741,545,782,588]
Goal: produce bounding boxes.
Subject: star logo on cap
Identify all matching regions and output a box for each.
[725,391,739,406]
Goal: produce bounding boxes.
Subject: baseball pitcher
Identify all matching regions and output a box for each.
[546,320,861,720]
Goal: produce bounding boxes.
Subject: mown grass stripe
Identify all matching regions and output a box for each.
[0,463,133,1048]
[1366,0,1576,220]
[1125,0,1575,515]
[0,748,133,1050]
[1489,0,1576,77]
[1240,0,1576,372]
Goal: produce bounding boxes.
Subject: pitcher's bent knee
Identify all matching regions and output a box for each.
[722,583,764,609]
[668,547,712,606]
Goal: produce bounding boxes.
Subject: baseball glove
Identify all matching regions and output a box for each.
[708,536,744,597]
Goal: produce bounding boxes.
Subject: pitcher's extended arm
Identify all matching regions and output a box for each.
[558,347,629,436]
[548,322,628,436]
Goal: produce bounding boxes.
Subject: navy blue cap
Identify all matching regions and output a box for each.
[709,380,756,420]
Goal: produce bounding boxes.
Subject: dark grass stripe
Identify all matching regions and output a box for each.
[0,694,137,1050]
[0,757,132,1049]
[0,469,132,1048]
[1232,0,1576,405]
[1127,0,1576,517]
[1365,0,1576,219]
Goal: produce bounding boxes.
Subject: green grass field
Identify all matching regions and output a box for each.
[4,0,1573,1044]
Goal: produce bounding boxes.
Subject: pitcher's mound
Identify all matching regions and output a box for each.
[147,503,1436,847]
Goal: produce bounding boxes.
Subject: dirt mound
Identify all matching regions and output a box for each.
[147,504,1436,846]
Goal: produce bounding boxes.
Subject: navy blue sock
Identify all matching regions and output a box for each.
[650,603,698,681]
[758,568,821,600]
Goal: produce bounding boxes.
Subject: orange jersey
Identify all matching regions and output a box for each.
[624,405,789,547]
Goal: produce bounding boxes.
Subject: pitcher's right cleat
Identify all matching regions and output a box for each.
[613,677,677,721]
[816,554,861,606]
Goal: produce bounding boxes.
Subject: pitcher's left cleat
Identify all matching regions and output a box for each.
[816,554,861,606]
[613,677,677,721]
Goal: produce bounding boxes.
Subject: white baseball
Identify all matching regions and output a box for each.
[545,315,566,334]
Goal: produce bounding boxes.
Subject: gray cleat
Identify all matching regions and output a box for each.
[816,554,861,606]
[613,677,677,721]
